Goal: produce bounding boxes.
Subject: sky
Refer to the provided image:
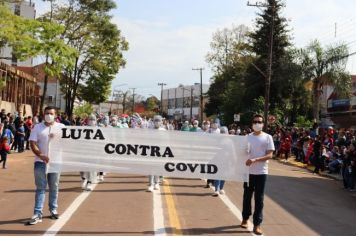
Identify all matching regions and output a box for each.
[33,0,356,99]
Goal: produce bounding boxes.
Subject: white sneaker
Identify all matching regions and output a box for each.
[86,182,93,191]
[154,183,160,190]
[98,175,104,182]
[81,179,88,190]
[147,185,154,192]
[219,189,225,195]
[212,191,219,197]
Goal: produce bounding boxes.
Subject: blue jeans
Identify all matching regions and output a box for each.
[214,180,225,191]
[34,162,60,216]
[242,174,267,226]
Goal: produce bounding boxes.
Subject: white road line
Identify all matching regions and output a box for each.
[153,188,167,236]
[42,183,98,236]
[210,185,258,236]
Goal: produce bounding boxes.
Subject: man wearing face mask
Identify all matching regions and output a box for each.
[26,106,65,225]
[240,114,274,235]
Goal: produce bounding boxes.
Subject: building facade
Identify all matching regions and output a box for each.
[321,75,356,128]
[15,63,66,113]
[161,83,209,121]
[0,62,38,115]
[0,1,36,67]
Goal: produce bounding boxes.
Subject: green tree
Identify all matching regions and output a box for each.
[0,2,77,114]
[73,102,93,117]
[46,0,128,116]
[297,40,351,121]
[245,0,292,111]
[205,25,250,123]
[146,96,159,111]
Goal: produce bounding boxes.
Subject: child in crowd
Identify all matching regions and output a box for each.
[0,137,11,169]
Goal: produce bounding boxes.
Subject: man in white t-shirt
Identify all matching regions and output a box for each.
[26,106,65,225]
[240,114,275,235]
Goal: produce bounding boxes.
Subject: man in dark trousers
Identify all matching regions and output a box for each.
[240,114,275,235]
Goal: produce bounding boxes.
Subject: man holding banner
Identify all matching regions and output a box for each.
[27,106,65,225]
[240,114,275,236]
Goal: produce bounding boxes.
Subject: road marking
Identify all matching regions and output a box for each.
[162,179,183,235]
[154,186,167,235]
[210,184,257,236]
[42,183,98,236]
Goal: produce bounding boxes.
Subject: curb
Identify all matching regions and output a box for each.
[274,157,343,181]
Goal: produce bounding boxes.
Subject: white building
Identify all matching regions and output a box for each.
[0,1,36,67]
[162,83,209,121]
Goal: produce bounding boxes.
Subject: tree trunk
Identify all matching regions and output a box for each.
[312,81,320,122]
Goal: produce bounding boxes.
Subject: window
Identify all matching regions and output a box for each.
[48,95,53,103]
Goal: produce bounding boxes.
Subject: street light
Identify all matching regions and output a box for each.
[158,83,167,115]
[192,68,204,125]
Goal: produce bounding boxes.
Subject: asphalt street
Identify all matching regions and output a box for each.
[1,151,355,236]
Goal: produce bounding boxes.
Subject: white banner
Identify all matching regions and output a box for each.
[48,126,249,182]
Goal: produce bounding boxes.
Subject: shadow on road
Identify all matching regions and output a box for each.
[265,174,356,236]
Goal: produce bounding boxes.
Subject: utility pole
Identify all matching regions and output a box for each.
[130,88,136,113]
[190,86,193,120]
[192,68,204,125]
[247,0,275,130]
[158,83,167,115]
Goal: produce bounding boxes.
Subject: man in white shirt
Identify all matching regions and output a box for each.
[27,106,65,225]
[240,114,275,235]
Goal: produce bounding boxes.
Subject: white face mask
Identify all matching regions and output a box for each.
[45,114,55,123]
[252,123,263,132]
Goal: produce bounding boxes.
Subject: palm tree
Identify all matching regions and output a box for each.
[297,40,351,121]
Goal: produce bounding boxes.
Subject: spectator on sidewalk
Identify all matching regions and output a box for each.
[0,137,11,169]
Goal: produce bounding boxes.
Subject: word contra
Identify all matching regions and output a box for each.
[105,143,174,158]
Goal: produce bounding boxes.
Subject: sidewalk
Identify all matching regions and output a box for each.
[274,156,343,181]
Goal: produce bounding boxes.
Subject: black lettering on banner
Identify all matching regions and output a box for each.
[115,144,127,154]
[162,147,174,157]
[127,144,138,155]
[176,163,187,171]
[83,129,94,139]
[61,128,105,140]
[139,145,150,156]
[104,143,115,154]
[207,164,218,174]
[71,129,82,140]
[62,128,70,138]
[200,164,206,173]
[164,162,175,172]
[187,163,199,172]
[150,146,161,157]
[93,129,105,140]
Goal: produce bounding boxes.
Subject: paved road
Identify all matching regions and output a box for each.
[1,151,355,236]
